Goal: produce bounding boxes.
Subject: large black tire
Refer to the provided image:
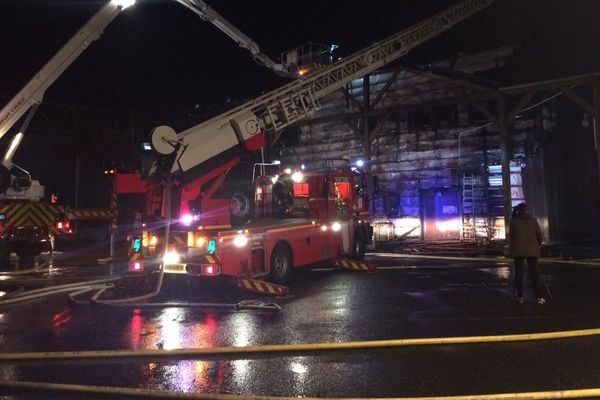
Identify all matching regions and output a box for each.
[270,243,293,284]
[15,243,41,258]
[351,231,366,261]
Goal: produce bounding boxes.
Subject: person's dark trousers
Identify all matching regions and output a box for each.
[514,256,543,298]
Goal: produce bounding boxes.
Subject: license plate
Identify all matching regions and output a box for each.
[163,263,186,274]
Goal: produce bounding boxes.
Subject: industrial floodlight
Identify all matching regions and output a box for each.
[112,0,135,10]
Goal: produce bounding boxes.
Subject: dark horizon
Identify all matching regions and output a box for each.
[0,0,599,207]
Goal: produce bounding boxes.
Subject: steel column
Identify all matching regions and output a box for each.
[497,95,512,230]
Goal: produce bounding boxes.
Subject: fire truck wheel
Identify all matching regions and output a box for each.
[15,245,40,258]
[270,244,293,284]
[351,234,366,261]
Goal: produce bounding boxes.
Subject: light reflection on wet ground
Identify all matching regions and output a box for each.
[2,254,600,398]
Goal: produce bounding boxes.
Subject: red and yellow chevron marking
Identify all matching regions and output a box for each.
[237,277,289,296]
[129,252,142,261]
[0,202,71,236]
[203,254,217,264]
[334,258,376,272]
[67,208,117,220]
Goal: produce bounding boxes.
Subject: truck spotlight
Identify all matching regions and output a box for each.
[356,159,364,167]
[233,234,248,247]
[291,171,303,183]
[320,225,328,231]
[331,222,341,232]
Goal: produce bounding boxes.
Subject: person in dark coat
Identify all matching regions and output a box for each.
[508,202,545,304]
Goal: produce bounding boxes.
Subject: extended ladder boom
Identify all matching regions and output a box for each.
[165,0,495,175]
[0,0,134,158]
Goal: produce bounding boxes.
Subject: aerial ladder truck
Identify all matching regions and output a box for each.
[116,0,495,284]
[0,0,331,258]
[0,0,134,256]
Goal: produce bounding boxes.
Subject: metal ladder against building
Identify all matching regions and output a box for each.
[462,174,475,240]
[191,0,496,139]
[462,174,490,241]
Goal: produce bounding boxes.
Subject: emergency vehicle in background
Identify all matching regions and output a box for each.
[0,0,136,256]
[115,0,495,283]
[0,0,337,259]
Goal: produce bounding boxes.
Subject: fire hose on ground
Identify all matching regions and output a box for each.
[2,328,600,399]
[1,380,600,400]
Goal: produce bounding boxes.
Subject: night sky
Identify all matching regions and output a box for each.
[1,0,599,205]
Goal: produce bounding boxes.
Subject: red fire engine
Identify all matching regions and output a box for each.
[118,164,371,283]
[114,0,494,283]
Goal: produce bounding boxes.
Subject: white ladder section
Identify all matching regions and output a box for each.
[173,0,495,174]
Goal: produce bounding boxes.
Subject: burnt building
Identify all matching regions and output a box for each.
[277,46,600,244]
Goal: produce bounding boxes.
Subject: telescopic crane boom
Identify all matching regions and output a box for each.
[0,0,135,193]
[173,0,288,76]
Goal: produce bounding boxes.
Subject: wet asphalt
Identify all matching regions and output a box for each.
[1,248,600,399]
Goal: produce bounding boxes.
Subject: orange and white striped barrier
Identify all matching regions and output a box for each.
[237,277,289,296]
[333,258,376,273]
